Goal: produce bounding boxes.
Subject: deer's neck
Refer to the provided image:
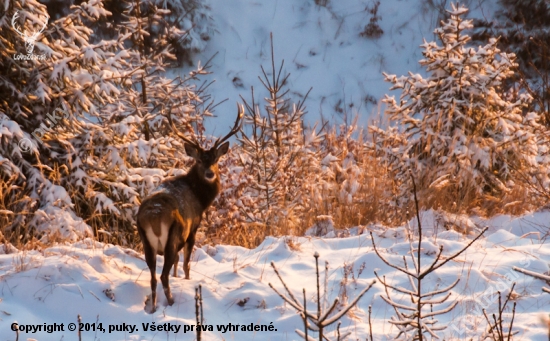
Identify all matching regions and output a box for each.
[186,166,221,210]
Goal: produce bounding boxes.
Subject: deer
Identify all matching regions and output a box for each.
[137,107,243,313]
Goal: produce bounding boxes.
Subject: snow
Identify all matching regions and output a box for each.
[191,0,499,131]
[3,0,549,339]
[1,211,549,340]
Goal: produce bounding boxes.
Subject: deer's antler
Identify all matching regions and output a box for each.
[167,110,201,148]
[212,104,244,149]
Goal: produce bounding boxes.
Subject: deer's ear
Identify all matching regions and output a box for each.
[215,141,229,159]
[184,143,199,159]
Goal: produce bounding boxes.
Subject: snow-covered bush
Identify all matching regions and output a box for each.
[315,122,396,226]
[0,0,209,245]
[371,3,545,213]
[43,0,213,66]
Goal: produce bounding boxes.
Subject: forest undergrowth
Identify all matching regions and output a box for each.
[0,1,549,251]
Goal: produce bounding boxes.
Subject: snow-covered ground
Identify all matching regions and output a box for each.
[3,1,550,340]
[191,0,499,131]
[1,210,549,340]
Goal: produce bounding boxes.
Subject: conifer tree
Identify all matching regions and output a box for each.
[0,0,210,244]
[217,39,326,240]
[372,3,543,207]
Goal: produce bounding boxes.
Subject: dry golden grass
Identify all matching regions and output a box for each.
[0,174,35,249]
[1,121,546,251]
[189,118,550,248]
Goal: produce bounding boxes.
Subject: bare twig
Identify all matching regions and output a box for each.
[78,314,82,341]
[269,253,374,340]
[482,284,518,340]
[368,305,373,341]
[507,302,517,341]
[513,267,550,282]
[195,285,203,341]
[303,289,309,341]
[315,252,322,341]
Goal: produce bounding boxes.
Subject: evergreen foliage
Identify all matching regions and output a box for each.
[371,4,545,208]
[209,42,327,243]
[0,0,210,244]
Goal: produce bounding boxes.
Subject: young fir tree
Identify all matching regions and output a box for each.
[0,0,210,245]
[233,41,325,239]
[238,73,314,236]
[371,3,544,209]
[0,0,119,241]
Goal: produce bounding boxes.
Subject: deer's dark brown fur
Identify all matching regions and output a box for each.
[137,109,241,314]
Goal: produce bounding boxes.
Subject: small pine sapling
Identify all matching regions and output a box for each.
[370,175,487,340]
[269,252,375,341]
[236,34,323,238]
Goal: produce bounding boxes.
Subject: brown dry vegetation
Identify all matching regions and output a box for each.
[0,118,546,251]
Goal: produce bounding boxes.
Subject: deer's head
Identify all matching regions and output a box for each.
[168,106,243,184]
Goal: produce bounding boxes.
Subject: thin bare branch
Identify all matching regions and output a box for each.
[420,278,460,298]
[513,266,550,281]
[369,231,416,277]
[374,271,416,296]
[424,227,488,274]
[270,261,301,306]
[322,280,376,327]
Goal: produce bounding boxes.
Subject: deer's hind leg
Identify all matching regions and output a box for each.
[139,226,158,314]
[160,221,184,306]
